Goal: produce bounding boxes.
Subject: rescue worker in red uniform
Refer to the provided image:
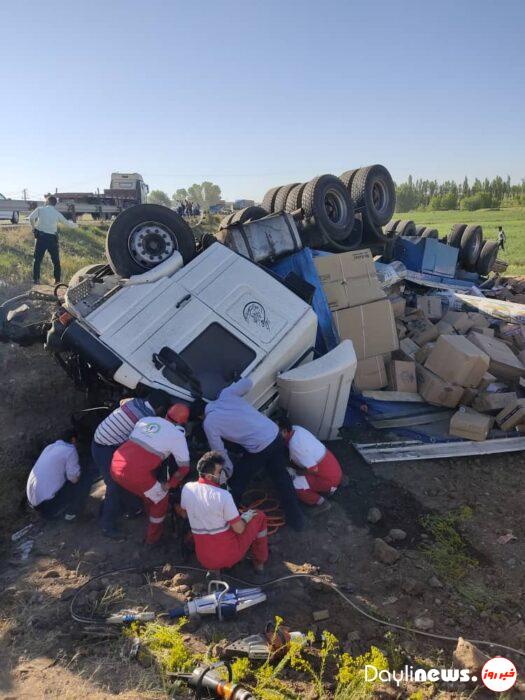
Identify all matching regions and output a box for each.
[180,451,268,573]
[111,404,191,544]
[278,417,342,512]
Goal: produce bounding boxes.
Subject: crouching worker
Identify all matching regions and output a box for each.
[110,404,191,544]
[180,451,268,573]
[26,430,93,521]
[278,418,342,510]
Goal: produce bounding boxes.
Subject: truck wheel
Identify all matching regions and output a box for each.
[421,227,439,239]
[285,183,307,213]
[11,211,19,224]
[230,206,268,225]
[340,168,359,192]
[396,220,416,237]
[476,240,499,276]
[384,219,401,235]
[414,224,426,237]
[302,174,355,242]
[448,223,467,247]
[350,164,396,226]
[262,186,282,213]
[105,204,196,277]
[460,225,483,269]
[273,183,300,213]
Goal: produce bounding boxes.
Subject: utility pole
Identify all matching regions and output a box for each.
[22,189,27,201]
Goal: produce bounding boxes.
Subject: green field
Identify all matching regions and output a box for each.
[395,207,525,274]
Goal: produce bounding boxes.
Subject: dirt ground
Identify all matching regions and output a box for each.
[1,339,525,699]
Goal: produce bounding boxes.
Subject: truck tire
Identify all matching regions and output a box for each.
[460,225,483,269]
[476,240,499,276]
[106,204,196,277]
[274,183,300,213]
[219,212,236,230]
[11,211,19,224]
[350,164,396,225]
[396,220,416,237]
[414,224,426,237]
[339,168,359,191]
[285,183,307,212]
[448,223,467,247]
[421,227,439,239]
[262,186,282,213]
[230,206,268,225]
[301,174,355,242]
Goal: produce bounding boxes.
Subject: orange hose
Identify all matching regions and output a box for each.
[240,489,285,535]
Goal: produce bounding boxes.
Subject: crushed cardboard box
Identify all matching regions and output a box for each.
[435,320,457,336]
[406,317,439,345]
[496,398,525,431]
[442,310,475,334]
[417,296,442,320]
[467,331,525,381]
[314,249,386,310]
[416,364,464,408]
[449,406,493,441]
[472,392,517,414]
[389,360,417,393]
[424,335,490,388]
[332,299,398,360]
[354,356,388,391]
[395,337,420,361]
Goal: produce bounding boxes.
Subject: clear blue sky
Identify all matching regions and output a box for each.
[2,0,524,201]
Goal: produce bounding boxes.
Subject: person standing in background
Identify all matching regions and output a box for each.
[497,226,506,250]
[28,194,78,285]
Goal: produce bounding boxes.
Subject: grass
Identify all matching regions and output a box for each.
[395,206,525,275]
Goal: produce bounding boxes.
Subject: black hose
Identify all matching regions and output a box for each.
[69,564,525,659]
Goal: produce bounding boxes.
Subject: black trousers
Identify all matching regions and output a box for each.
[33,230,61,283]
[33,467,95,519]
[229,434,304,531]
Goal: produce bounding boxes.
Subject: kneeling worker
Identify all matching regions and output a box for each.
[278,417,342,510]
[111,404,191,544]
[180,451,268,573]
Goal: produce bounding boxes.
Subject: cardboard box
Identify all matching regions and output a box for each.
[394,337,420,361]
[354,355,388,391]
[468,312,490,330]
[467,331,525,381]
[496,398,525,430]
[389,360,417,393]
[416,364,465,408]
[442,311,475,334]
[435,320,457,336]
[395,319,407,340]
[406,317,439,345]
[314,250,385,310]
[480,327,495,337]
[389,294,406,319]
[424,335,490,388]
[417,296,442,320]
[472,392,518,414]
[449,406,493,441]
[414,342,435,364]
[332,299,399,360]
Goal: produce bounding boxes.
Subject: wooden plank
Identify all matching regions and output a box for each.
[362,390,425,403]
[369,410,452,429]
[353,437,525,464]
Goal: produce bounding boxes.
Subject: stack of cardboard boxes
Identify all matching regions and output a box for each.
[314,250,399,392]
[314,248,525,441]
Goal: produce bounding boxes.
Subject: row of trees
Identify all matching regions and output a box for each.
[148,181,222,209]
[395,175,525,212]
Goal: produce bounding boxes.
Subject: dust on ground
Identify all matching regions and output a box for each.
[1,342,524,699]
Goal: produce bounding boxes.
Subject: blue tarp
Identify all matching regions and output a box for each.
[269,247,339,355]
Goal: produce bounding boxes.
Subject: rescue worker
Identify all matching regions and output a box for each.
[26,430,93,520]
[91,390,170,539]
[192,378,304,531]
[180,451,268,573]
[498,226,506,250]
[278,417,342,512]
[110,404,191,544]
[28,194,78,285]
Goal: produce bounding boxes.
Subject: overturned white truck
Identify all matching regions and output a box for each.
[12,202,358,439]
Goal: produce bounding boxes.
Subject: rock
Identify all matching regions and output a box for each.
[452,637,489,674]
[389,528,407,541]
[367,507,382,524]
[401,578,424,596]
[429,575,443,588]
[373,538,400,565]
[414,616,434,631]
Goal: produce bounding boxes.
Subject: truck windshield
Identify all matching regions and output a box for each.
[163,322,256,400]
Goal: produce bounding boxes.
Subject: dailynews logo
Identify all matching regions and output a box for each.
[365,657,517,692]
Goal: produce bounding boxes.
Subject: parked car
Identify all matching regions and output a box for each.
[0,193,19,223]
